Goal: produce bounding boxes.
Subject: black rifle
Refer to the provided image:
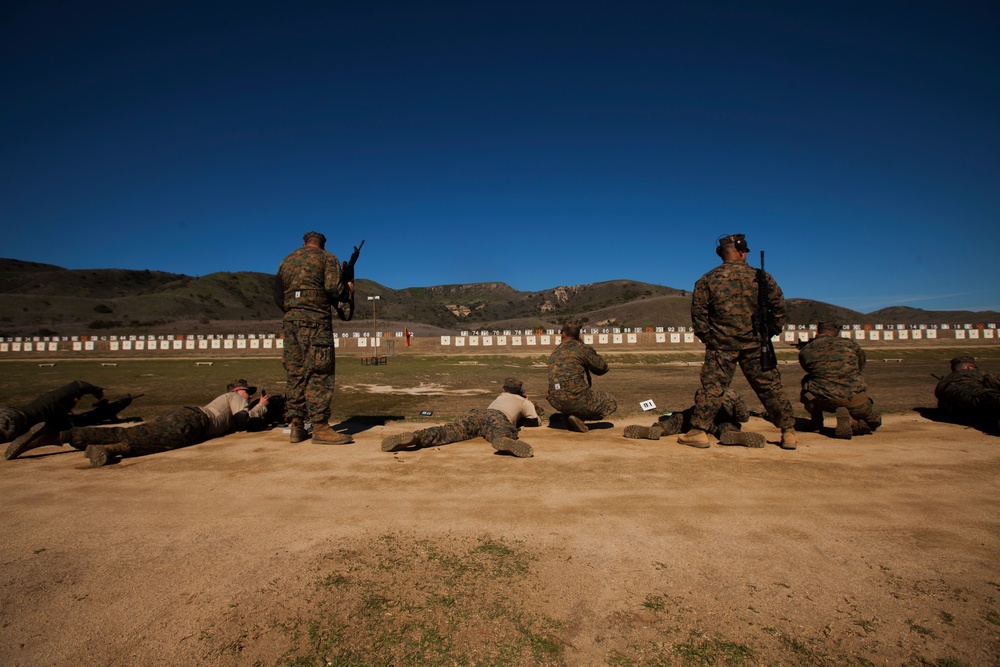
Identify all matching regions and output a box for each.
[334,240,365,321]
[753,251,779,371]
[70,393,144,427]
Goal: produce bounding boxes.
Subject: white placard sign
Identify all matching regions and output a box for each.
[640,399,657,411]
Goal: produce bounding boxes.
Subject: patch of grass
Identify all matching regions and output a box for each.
[907,619,934,636]
[984,610,1000,626]
[675,634,756,666]
[939,610,954,625]
[642,595,666,612]
[277,532,564,667]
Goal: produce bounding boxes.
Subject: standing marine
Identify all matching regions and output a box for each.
[934,356,1000,434]
[276,231,353,445]
[546,322,617,432]
[678,233,797,449]
[798,321,881,439]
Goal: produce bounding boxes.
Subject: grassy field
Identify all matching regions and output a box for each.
[2,345,998,424]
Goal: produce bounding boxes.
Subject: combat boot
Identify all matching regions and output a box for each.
[623,424,662,441]
[4,422,64,460]
[780,428,798,450]
[834,408,853,440]
[85,442,131,467]
[311,423,354,445]
[566,415,589,433]
[677,429,710,448]
[288,417,310,443]
[719,429,766,448]
[382,432,421,452]
[492,437,533,458]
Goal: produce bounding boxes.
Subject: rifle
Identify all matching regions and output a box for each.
[334,240,365,321]
[70,393,144,427]
[753,251,779,372]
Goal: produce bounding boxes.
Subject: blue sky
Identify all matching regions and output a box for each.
[2,1,998,313]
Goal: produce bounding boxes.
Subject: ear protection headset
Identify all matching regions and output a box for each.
[715,234,748,257]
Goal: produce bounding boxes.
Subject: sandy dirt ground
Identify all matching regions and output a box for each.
[1,412,998,666]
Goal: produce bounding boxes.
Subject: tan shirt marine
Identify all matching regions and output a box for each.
[200,392,268,439]
[487,392,539,426]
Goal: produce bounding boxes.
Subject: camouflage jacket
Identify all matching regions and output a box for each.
[935,369,1000,413]
[547,338,609,400]
[691,260,786,351]
[276,246,342,322]
[798,334,868,400]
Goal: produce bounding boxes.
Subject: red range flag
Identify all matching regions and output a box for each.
[404,328,411,346]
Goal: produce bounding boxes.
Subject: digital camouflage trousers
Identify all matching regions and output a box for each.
[283,319,337,423]
[68,406,211,457]
[547,389,617,422]
[691,348,794,430]
[415,409,518,448]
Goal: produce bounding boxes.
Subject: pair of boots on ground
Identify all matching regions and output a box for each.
[624,419,798,450]
[288,418,353,445]
[3,422,128,466]
[380,431,533,458]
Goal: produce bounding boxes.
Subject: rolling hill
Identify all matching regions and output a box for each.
[1,258,996,338]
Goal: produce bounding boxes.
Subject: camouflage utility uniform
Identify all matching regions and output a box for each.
[547,339,617,421]
[690,260,794,431]
[935,369,1000,433]
[0,380,103,443]
[277,244,342,426]
[659,389,751,438]
[799,334,881,435]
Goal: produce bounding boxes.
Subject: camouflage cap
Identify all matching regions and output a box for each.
[717,233,746,247]
[227,379,257,395]
[503,377,525,396]
[303,231,327,244]
[950,356,976,371]
[816,321,840,334]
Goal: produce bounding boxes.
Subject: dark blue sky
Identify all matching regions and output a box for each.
[2,1,998,312]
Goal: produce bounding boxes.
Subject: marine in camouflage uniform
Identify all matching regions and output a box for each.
[798,321,881,439]
[276,231,352,445]
[546,323,617,432]
[934,357,1000,435]
[624,389,766,447]
[1,380,103,453]
[681,234,796,449]
[5,379,269,466]
[381,378,538,457]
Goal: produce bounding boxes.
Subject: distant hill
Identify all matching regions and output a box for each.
[1,258,997,337]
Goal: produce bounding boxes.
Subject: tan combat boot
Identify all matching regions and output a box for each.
[780,428,798,450]
[623,424,663,441]
[85,442,132,467]
[288,417,309,443]
[719,429,766,448]
[566,415,589,433]
[311,423,354,445]
[4,423,64,460]
[834,408,853,440]
[677,428,710,448]
[382,432,420,452]
[492,437,533,458]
